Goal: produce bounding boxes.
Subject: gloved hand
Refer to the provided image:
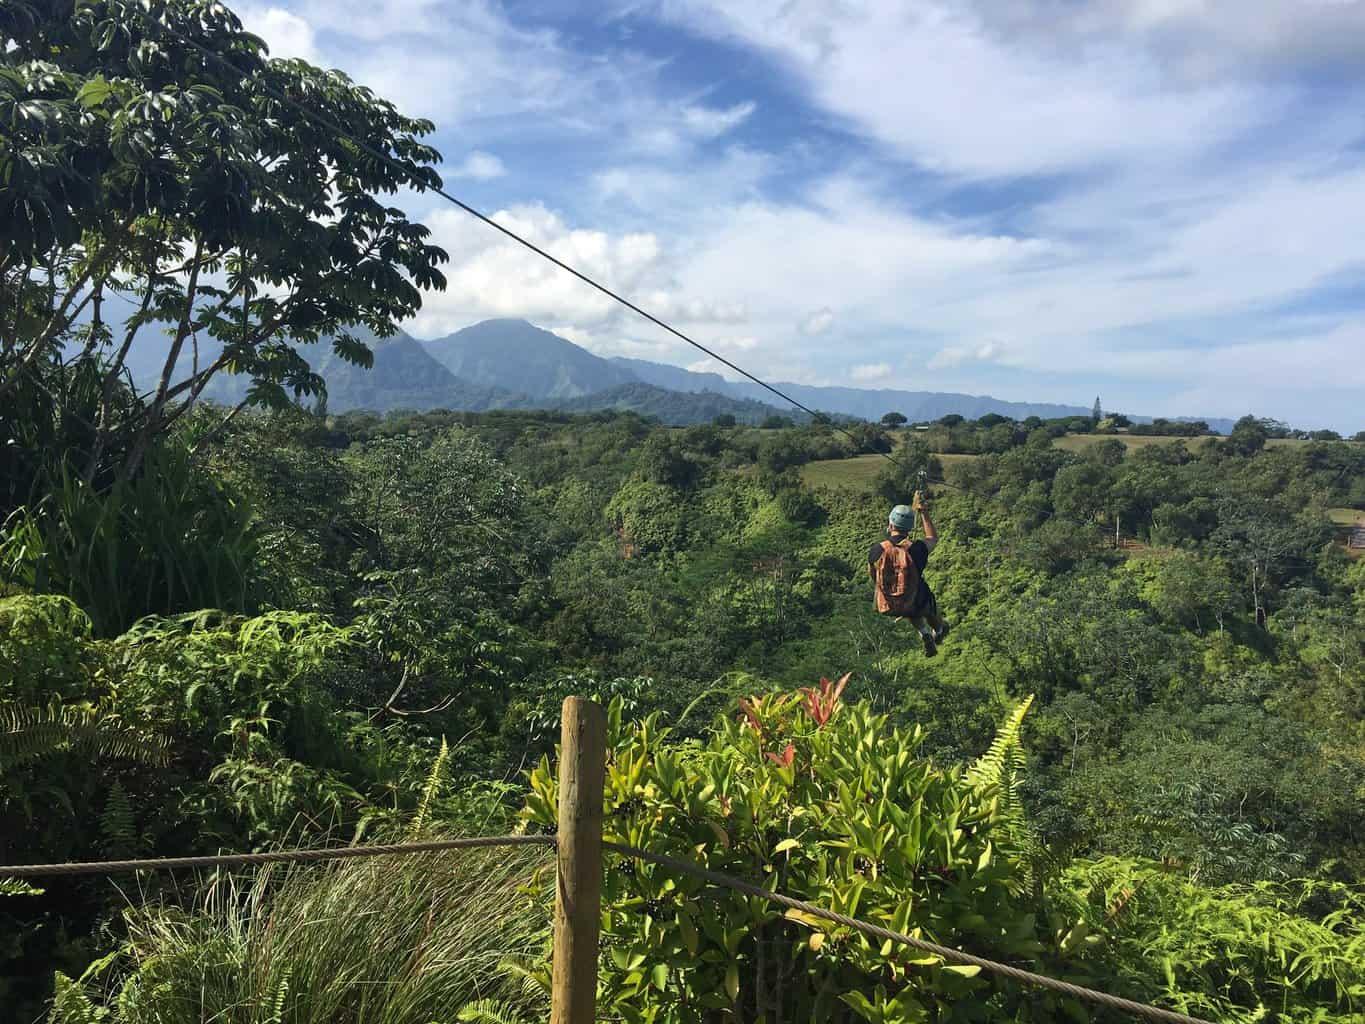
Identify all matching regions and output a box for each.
[911,490,927,512]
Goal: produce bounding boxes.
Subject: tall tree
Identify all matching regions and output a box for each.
[1091,395,1102,425]
[0,0,448,480]
[1226,415,1270,456]
[1211,495,1314,627]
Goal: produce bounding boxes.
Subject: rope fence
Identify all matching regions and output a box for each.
[0,834,554,878]
[2,833,1215,1024]
[1,698,1214,1024]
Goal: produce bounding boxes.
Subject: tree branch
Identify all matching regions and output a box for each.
[151,235,206,411]
[0,225,132,402]
[187,397,251,460]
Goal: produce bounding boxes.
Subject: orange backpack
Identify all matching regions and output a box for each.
[874,539,921,617]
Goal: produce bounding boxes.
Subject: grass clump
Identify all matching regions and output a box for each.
[51,845,550,1024]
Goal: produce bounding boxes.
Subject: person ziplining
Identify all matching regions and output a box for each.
[869,491,951,657]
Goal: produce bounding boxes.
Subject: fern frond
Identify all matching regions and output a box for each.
[409,737,450,838]
[968,693,1033,797]
[499,955,552,1000]
[49,972,107,1024]
[100,781,138,859]
[969,696,1057,893]
[0,878,45,896]
[0,702,171,772]
[456,998,532,1024]
[266,967,291,1024]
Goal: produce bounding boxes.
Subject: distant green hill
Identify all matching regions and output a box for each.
[134,328,522,413]
[421,318,637,399]
[522,382,809,425]
[609,354,1091,422]
[312,332,521,412]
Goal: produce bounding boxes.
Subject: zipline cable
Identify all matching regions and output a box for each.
[149,19,916,474]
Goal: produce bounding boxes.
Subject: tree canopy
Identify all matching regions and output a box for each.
[1,0,448,479]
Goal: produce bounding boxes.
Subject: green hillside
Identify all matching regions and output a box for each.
[313,332,523,412]
[529,381,811,424]
[422,318,638,399]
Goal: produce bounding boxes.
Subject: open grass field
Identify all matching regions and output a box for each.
[1051,433,1217,453]
[1055,433,1361,454]
[800,433,1363,493]
[801,451,979,490]
[800,453,889,489]
[1329,507,1365,527]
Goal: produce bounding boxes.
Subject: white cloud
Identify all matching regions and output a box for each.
[673,176,1049,326]
[850,362,892,382]
[656,1,1259,178]
[237,4,318,62]
[681,101,757,138]
[927,342,1004,370]
[451,151,506,180]
[1092,322,1365,428]
[398,127,1364,429]
[407,202,748,340]
[800,308,834,335]
[262,0,667,133]
[962,0,1365,80]
[718,335,759,351]
[283,0,447,40]
[408,203,662,331]
[590,148,772,225]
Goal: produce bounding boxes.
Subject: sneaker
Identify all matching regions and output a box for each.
[934,621,951,644]
[921,632,939,658]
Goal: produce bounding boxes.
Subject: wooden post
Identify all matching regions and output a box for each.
[550,696,607,1024]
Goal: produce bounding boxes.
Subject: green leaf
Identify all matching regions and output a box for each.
[976,842,992,871]
[677,908,699,955]
[784,908,826,930]
[773,837,800,854]
[76,76,114,108]
[839,990,879,1022]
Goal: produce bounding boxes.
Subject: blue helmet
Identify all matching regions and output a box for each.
[889,505,915,530]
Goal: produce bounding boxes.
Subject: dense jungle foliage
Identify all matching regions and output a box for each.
[3,384,1364,1022]
[4,1,1364,1020]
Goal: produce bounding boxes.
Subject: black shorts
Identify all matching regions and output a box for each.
[907,583,936,620]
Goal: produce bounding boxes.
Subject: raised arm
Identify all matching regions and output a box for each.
[914,492,938,552]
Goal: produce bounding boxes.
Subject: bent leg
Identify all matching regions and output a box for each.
[920,588,949,639]
[900,614,938,657]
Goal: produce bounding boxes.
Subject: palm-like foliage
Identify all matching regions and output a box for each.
[0,700,170,772]
[0,441,262,636]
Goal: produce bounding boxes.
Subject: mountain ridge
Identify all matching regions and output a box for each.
[610,354,1093,423]
[421,318,637,400]
[609,351,1236,433]
[120,317,1234,430]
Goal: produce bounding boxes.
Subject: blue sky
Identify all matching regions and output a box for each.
[237,0,1365,431]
